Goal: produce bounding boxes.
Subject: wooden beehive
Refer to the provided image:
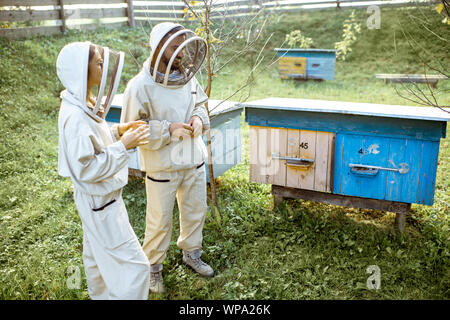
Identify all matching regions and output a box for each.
[275,48,336,80]
[244,98,450,231]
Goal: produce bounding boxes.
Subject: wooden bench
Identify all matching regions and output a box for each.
[376,74,448,88]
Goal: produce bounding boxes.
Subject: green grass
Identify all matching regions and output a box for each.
[0,6,449,300]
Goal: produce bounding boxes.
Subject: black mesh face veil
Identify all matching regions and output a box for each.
[92,47,125,118]
[149,29,207,87]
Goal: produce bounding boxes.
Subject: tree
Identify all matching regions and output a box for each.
[394,0,449,112]
[182,0,280,215]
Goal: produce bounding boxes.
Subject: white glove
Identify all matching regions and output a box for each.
[189,116,203,138]
[170,122,193,141]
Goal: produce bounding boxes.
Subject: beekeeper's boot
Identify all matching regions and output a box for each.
[182,249,214,277]
[149,264,166,294]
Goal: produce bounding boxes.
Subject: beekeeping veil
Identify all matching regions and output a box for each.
[91,46,125,118]
[57,41,124,122]
[149,22,207,87]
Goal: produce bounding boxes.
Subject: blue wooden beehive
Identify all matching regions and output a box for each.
[243,98,450,230]
[106,95,243,182]
[275,48,336,80]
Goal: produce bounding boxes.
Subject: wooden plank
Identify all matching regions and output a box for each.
[384,137,406,202]
[134,11,184,18]
[339,133,363,196]
[209,7,263,17]
[253,126,267,184]
[0,0,59,6]
[205,0,255,8]
[339,134,390,200]
[266,127,275,185]
[376,73,447,88]
[0,0,435,8]
[0,0,126,5]
[299,129,316,190]
[64,0,126,4]
[0,9,60,22]
[401,139,422,204]
[278,56,306,79]
[133,3,186,10]
[361,135,389,200]
[135,16,182,22]
[376,73,448,80]
[0,7,128,22]
[74,21,127,31]
[249,126,262,184]
[328,133,336,193]
[0,20,127,39]
[261,127,271,184]
[335,0,438,10]
[416,140,439,205]
[333,133,344,194]
[286,128,300,189]
[64,8,127,20]
[272,185,412,214]
[187,0,252,11]
[268,128,287,187]
[0,9,59,22]
[276,128,288,187]
[314,131,330,192]
[0,25,61,39]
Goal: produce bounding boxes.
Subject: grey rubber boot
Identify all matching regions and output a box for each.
[149,264,166,294]
[182,249,214,277]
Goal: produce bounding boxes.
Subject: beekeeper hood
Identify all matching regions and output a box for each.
[56,41,124,121]
[149,22,207,87]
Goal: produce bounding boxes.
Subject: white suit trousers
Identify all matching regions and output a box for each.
[74,188,150,300]
[142,164,207,266]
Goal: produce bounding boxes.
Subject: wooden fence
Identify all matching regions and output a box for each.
[0,0,438,40]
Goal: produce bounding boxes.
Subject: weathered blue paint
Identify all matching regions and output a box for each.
[245,108,446,141]
[106,106,121,124]
[416,141,440,205]
[332,133,438,205]
[275,48,336,80]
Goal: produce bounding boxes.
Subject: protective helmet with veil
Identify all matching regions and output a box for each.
[149,22,207,87]
[56,41,125,121]
[91,45,125,119]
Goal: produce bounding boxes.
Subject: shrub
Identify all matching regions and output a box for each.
[285,30,314,49]
[335,10,362,61]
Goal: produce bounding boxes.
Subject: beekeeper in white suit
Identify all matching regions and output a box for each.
[121,22,213,294]
[57,41,151,299]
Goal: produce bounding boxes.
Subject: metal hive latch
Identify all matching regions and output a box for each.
[271,152,314,168]
[349,163,410,176]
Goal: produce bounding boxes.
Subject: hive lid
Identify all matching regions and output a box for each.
[111,94,242,117]
[208,99,242,117]
[241,97,450,122]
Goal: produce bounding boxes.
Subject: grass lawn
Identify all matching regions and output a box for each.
[0,6,448,300]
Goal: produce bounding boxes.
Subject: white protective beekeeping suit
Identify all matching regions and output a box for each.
[56,41,150,300]
[121,23,210,272]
